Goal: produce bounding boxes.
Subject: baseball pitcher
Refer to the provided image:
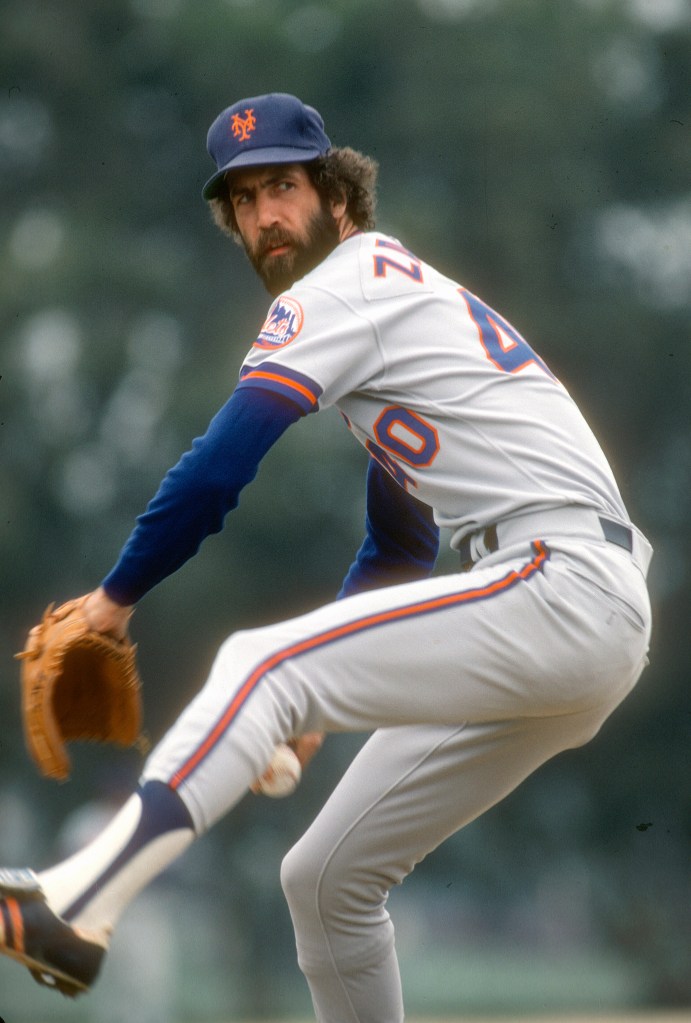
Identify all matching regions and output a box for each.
[0,93,652,1022]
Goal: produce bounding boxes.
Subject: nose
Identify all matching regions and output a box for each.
[255,192,280,230]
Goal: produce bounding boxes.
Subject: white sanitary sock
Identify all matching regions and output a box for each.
[38,781,195,945]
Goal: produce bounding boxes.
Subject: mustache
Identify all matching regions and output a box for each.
[255,228,294,259]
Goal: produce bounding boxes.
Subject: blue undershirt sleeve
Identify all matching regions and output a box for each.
[102,387,303,606]
[337,458,440,599]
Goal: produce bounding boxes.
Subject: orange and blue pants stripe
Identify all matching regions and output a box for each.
[169,541,550,790]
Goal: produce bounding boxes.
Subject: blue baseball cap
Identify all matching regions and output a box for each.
[202,92,331,200]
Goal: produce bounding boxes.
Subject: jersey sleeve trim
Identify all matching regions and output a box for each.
[238,361,323,414]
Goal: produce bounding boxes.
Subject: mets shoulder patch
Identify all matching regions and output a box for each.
[255,296,304,349]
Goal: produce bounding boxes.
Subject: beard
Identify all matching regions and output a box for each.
[243,201,341,297]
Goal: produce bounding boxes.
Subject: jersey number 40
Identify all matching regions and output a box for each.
[459,288,555,379]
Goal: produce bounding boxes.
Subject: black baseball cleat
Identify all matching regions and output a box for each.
[0,867,106,997]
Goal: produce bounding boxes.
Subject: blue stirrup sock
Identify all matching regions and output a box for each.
[38,781,195,944]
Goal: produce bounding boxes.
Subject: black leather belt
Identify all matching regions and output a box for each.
[460,515,633,571]
[599,517,634,551]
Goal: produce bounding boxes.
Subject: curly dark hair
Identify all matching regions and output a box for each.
[208,146,378,241]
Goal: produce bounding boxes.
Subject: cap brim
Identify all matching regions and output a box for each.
[202,145,325,200]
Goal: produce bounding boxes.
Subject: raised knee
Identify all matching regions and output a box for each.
[215,627,256,667]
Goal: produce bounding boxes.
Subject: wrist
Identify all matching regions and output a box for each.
[84,587,133,640]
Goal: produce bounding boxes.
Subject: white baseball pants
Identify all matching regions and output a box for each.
[142,528,651,1023]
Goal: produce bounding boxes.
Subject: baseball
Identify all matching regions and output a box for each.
[256,743,302,798]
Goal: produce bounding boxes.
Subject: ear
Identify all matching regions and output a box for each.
[331,192,354,241]
[330,192,347,220]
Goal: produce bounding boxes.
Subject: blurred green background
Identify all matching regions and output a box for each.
[0,0,689,1020]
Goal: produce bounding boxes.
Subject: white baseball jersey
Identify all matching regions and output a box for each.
[237,231,628,546]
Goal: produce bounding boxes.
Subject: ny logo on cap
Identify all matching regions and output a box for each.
[231,108,257,142]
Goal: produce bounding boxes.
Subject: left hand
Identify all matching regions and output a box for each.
[83,587,134,640]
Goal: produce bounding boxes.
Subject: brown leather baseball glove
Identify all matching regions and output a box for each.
[16,597,144,781]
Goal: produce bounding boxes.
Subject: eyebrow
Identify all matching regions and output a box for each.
[228,167,300,198]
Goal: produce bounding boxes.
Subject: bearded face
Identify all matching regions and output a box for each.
[242,196,341,297]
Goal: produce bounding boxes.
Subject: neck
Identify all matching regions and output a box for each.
[337,215,359,244]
